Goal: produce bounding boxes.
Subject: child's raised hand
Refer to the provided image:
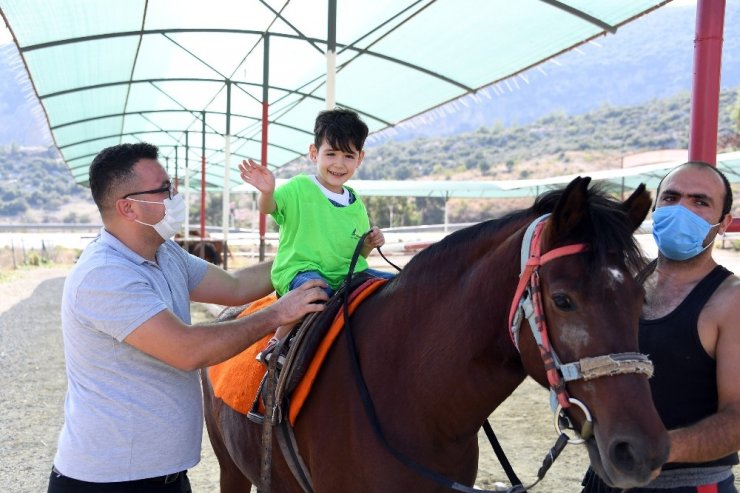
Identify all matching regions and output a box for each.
[239,159,275,193]
[364,226,385,249]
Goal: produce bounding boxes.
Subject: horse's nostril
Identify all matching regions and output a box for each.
[611,441,637,473]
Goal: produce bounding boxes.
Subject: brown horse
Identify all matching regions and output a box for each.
[202,177,669,492]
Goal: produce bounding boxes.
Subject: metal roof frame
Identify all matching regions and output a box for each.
[1,0,674,188]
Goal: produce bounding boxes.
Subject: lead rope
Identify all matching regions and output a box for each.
[482,420,524,489]
[342,230,561,493]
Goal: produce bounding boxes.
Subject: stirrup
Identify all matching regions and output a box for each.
[256,339,286,367]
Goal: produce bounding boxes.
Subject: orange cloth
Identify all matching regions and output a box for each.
[207,279,387,425]
[288,279,386,424]
[208,294,277,415]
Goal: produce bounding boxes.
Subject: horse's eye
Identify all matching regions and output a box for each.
[552,294,575,311]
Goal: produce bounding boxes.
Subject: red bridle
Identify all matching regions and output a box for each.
[508,215,654,417]
[508,215,588,408]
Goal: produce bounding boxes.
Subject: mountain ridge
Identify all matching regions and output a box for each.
[368,1,740,142]
[3,87,738,225]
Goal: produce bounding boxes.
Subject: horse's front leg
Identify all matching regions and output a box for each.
[201,371,253,492]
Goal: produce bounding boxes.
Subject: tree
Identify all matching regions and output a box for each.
[719,89,740,150]
[365,196,421,228]
[0,197,28,215]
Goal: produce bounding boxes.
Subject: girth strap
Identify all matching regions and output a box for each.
[257,335,288,492]
[276,420,315,493]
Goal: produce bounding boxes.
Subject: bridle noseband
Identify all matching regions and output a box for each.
[508,214,654,440]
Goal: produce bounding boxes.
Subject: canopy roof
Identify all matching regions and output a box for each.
[0,0,673,190]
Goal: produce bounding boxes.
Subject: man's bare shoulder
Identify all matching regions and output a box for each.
[707,273,740,325]
[717,272,740,297]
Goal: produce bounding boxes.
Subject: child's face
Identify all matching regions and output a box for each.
[309,140,364,194]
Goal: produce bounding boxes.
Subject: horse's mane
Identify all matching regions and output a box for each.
[534,184,646,272]
[404,183,645,275]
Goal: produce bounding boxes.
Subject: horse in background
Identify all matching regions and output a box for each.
[202,177,669,492]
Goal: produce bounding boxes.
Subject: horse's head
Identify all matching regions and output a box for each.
[516,177,669,489]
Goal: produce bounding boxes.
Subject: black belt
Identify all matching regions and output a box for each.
[52,466,186,485]
[146,471,185,484]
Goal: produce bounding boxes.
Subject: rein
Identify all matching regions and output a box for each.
[342,232,522,493]
[340,231,572,493]
[332,218,654,492]
[508,214,654,436]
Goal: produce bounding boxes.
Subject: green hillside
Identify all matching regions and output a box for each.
[0,144,93,221]
[2,88,739,225]
[356,89,740,182]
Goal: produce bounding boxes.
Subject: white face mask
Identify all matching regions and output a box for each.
[129,193,187,240]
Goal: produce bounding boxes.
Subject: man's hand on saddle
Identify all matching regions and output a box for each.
[239,158,275,194]
[364,226,385,249]
[273,280,329,326]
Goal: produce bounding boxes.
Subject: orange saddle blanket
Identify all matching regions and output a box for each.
[208,279,386,425]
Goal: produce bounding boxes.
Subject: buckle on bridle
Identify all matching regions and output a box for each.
[554,397,593,444]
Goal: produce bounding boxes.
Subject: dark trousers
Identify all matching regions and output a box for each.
[581,467,737,493]
[47,467,192,493]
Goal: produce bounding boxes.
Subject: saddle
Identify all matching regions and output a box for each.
[245,270,384,425]
[240,272,387,493]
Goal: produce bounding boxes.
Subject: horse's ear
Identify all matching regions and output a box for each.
[622,183,651,233]
[547,176,591,246]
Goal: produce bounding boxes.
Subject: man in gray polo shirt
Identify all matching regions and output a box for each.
[48,143,328,492]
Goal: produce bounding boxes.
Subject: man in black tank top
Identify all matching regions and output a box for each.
[582,162,740,493]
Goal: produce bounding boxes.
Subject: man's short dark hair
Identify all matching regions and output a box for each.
[655,161,733,219]
[89,142,159,213]
[313,108,369,154]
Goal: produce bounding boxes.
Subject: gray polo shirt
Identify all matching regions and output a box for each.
[54,229,208,482]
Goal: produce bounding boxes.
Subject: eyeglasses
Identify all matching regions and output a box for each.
[123,183,174,200]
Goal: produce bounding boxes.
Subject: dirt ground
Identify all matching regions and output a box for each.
[2,250,739,492]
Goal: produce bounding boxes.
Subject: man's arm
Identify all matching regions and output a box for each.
[190,261,274,306]
[667,280,740,463]
[124,280,329,370]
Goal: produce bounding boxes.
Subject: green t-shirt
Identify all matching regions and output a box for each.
[271,175,370,296]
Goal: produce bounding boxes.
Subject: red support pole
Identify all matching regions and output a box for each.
[688,0,725,166]
[688,1,740,232]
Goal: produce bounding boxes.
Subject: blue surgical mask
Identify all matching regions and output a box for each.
[652,205,720,261]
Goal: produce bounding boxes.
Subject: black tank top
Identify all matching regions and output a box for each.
[640,264,738,469]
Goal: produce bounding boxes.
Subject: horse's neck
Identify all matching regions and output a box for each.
[366,218,529,437]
